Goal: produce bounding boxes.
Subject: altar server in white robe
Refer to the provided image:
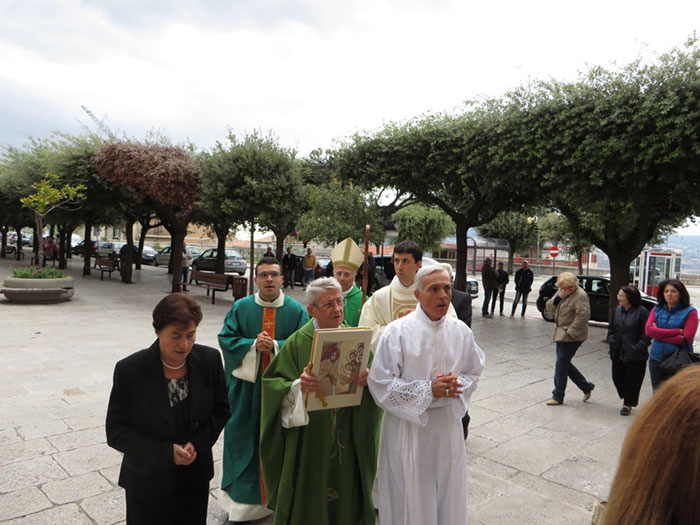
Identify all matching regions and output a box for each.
[368,265,485,525]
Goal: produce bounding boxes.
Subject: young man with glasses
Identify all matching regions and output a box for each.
[218,257,309,523]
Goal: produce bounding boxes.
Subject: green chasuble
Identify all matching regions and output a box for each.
[219,294,309,506]
[261,320,382,525]
[343,285,363,328]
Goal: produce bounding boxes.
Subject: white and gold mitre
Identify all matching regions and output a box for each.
[331,238,364,272]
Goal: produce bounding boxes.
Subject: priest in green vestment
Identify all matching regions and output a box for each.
[218,257,309,522]
[261,277,382,525]
[331,237,365,327]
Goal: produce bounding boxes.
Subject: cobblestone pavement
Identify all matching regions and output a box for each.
[0,257,664,524]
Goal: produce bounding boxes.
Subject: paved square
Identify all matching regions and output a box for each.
[0,258,653,524]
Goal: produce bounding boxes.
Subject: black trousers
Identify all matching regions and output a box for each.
[611,357,646,406]
[490,288,505,314]
[125,484,209,525]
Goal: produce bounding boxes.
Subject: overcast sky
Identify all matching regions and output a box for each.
[3,0,700,232]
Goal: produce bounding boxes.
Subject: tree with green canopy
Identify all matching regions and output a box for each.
[199,130,300,294]
[391,204,453,253]
[513,38,700,316]
[20,173,86,265]
[478,211,537,273]
[337,110,538,291]
[297,182,385,247]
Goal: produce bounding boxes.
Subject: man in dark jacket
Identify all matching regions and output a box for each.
[491,262,509,316]
[511,261,534,317]
[282,247,296,289]
[481,257,498,318]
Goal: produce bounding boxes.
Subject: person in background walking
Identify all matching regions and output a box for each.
[645,279,698,390]
[481,257,497,318]
[491,261,509,316]
[607,286,651,416]
[545,272,594,406]
[511,261,534,318]
[302,247,317,288]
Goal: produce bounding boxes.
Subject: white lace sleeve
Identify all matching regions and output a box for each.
[368,328,433,427]
[281,378,308,428]
[383,378,433,426]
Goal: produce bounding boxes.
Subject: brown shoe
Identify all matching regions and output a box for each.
[546,399,562,406]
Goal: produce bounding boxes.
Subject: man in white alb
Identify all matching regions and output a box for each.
[368,265,485,525]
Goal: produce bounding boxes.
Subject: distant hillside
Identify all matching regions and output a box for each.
[659,235,700,273]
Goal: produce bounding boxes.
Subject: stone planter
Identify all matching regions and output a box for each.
[1,276,75,303]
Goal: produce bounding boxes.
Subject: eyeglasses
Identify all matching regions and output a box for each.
[257,271,281,279]
[315,298,344,310]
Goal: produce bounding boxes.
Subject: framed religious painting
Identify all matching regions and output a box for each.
[305,327,373,412]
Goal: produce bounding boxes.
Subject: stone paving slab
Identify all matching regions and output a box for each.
[0,257,687,524]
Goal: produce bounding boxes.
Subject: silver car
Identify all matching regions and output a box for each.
[153,246,202,267]
[191,248,247,275]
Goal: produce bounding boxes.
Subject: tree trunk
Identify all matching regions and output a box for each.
[507,248,515,275]
[454,218,468,291]
[34,221,42,266]
[65,225,74,259]
[0,226,7,258]
[83,221,93,276]
[215,224,228,274]
[169,223,186,293]
[58,228,67,269]
[273,227,287,263]
[577,255,584,275]
[136,215,162,271]
[249,221,255,295]
[121,219,134,283]
[12,225,23,261]
[607,251,635,323]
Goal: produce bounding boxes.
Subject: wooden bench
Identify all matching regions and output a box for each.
[42,250,57,267]
[183,270,231,304]
[96,258,120,280]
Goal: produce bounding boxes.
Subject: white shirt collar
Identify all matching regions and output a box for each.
[254,290,285,308]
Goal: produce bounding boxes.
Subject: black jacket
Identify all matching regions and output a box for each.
[451,287,472,328]
[481,264,498,290]
[514,268,534,293]
[282,253,296,270]
[106,342,230,494]
[606,305,651,363]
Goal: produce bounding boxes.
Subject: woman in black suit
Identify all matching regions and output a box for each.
[106,293,230,525]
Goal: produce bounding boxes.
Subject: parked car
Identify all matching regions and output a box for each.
[153,246,201,267]
[535,274,657,323]
[191,248,247,275]
[72,240,103,257]
[97,241,127,259]
[367,254,479,299]
[140,245,158,265]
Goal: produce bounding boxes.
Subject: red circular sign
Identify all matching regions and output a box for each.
[550,246,560,258]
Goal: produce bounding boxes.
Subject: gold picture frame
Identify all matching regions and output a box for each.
[305,327,372,412]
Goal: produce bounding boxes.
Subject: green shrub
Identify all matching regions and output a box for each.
[12,266,66,279]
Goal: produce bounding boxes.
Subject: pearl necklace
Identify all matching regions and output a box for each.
[161,359,187,370]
